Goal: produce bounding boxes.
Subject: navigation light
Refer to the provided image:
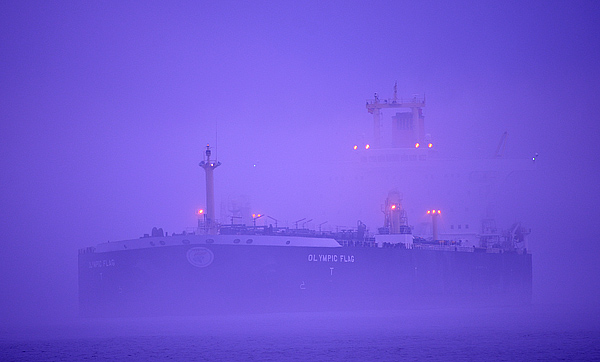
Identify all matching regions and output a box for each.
[415,143,420,148]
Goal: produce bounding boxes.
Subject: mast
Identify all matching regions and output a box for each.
[199,144,221,234]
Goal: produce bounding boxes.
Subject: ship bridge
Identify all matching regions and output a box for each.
[366,83,425,148]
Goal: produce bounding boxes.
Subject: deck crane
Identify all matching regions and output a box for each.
[494,131,508,158]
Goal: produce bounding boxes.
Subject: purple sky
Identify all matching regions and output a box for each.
[1,1,599,323]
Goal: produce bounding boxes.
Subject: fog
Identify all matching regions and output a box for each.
[1,0,599,333]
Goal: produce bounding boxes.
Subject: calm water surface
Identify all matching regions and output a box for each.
[1,305,598,361]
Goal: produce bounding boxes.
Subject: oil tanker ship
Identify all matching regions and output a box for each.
[78,89,533,317]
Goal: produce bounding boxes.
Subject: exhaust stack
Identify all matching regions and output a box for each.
[199,144,221,234]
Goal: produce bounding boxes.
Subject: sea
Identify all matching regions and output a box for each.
[1,304,598,362]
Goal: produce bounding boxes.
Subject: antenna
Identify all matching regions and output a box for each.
[215,119,218,161]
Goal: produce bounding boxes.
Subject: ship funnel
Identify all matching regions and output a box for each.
[199,144,221,234]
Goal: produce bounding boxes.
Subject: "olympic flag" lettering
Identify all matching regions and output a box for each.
[307,254,355,263]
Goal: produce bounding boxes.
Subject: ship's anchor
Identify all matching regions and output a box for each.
[300,281,306,290]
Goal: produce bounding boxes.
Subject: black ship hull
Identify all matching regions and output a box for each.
[78,242,532,317]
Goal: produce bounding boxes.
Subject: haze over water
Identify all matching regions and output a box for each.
[1,0,599,360]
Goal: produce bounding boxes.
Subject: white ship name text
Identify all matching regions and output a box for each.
[307,254,355,263]
[88,259,115,268]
